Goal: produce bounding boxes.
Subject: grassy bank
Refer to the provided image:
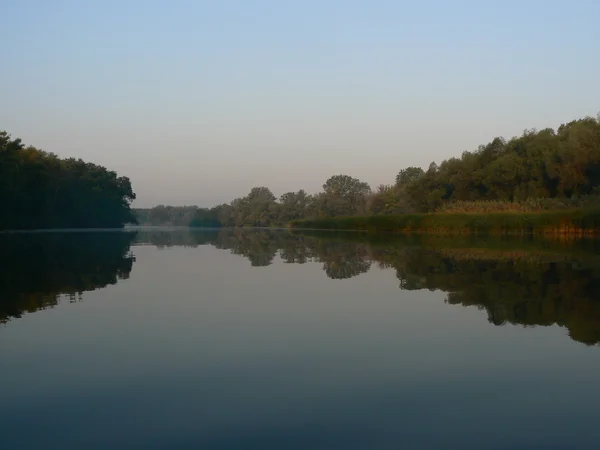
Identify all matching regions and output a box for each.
[290,210,600,236]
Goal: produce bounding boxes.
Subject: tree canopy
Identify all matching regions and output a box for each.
[404,117,600,211]
[0,131,137,230]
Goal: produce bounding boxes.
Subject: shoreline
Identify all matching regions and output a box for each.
[289,210,600,236]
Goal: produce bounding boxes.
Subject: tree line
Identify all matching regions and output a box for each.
[136,114,600,227]
[405,115,600,211]
[135,174,372,227]
[0,131,137,230]
[5,113,597,230]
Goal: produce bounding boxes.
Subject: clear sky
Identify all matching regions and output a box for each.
[2,0,599,207]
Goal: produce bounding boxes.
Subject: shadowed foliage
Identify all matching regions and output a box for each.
[0,131,137,230]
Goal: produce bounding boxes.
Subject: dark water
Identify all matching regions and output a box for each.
[2,229,600,450]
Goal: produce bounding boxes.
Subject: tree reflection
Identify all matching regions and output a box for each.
[86,228,600,346]
[312,241,371,279]
[141,229,600,347]
[213,230,279,267]
[134,229,219,248]
[138,229,372,276]
[374,244,600,346]
[0,231,136,324]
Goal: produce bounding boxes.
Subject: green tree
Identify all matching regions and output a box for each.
[395,167,424,186]
[189,208,222,227]
[278,189,311,223]
[322,174,371,216]
[0,131,137,230]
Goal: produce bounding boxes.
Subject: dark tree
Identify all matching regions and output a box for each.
[0,131,137,230]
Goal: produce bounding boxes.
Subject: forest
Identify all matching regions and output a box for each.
[137,114,600,228]
[3,113,600,230]
[0,131,137,230]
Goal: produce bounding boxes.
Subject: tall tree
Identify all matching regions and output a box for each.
[395,167,424,186]
[322,174,371,216]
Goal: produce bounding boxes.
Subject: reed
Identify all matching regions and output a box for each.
[290,210,600,236]
[435,196,600,213]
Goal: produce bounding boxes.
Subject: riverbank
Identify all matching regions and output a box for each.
[289,210,600,236]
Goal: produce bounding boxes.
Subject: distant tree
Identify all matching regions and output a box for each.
[323,174,371,198]
[395,167,424,186]
[278,190,311,223]
[368,184,412,215]
[322,174,371,216]
[247,186,276,202]
[244,186,277,226]
[189,208,222,227]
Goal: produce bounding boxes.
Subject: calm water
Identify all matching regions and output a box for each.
[2,229,600,450]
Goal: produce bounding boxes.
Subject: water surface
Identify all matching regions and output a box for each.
[1,229,600,449]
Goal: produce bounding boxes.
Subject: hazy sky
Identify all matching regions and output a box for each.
[2,0,599,207]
